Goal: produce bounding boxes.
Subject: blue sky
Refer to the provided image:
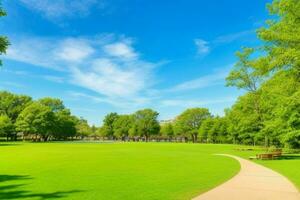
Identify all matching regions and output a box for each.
[0,0,270,125]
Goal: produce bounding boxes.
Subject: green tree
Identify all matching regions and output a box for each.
[53,109,77,140]
[175,108,211,143]
[133,109,160,142]
[0,91,32,122]
[256,0,300,76]
[160,123,174,141]
[113,115,133,140]
[15,102,55,141]
[0,1,9,66]
[198,118,214,143]
[0,114,14,140]
[226,48,264,92]
[38,97,65,112]
[75,118,91,138]
[102,112,119,139]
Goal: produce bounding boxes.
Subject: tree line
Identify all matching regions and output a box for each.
[0,0,299,148]
[0,92,93,141]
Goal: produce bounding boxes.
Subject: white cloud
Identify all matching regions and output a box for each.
[5,35,161,106]
[18,0,106,20]
[5,37,63,71]
[194,39,210,55]
[54,39,95,62]
[214,30,254,44]
[43,75,65,83]
[103,41,138,60]
[169,69,229,92]
[161,97,236,107]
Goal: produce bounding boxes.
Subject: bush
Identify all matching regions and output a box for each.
[282,130,300,149]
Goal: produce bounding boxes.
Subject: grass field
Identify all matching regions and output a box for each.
[0,142,299,200]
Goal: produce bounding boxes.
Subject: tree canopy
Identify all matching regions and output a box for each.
[0,1,9,66]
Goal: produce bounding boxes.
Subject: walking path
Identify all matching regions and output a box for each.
[193,154,300,200]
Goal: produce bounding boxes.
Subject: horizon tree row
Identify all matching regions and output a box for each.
[0,91,92,141]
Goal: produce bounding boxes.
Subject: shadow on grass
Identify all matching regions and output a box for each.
[0,175,83,199]
[0,143,21,147]
[278,155,300,160]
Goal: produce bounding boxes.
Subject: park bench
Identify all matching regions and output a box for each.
[256,153,274,160]
[249,148,282,160]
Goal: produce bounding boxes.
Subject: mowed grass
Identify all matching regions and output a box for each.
[1,143,299,200]
[0,143,240,200]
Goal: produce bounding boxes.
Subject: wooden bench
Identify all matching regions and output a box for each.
[256,153,274,160]
[271,151,282,159]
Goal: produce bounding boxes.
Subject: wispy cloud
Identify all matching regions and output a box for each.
[1,81,26,89]
[194,39,210,55]
[5,34,162,106]
[54,38,95,63]
[193,30,255,55]
[43,75,65,83]
[214,30,254,44]
[18,0,106,20]
[160,97,236,107]
[168,67,230,92]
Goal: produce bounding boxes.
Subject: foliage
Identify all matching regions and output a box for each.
[113,114,133,140]
[160,123,174,139]
[225,0,300,148]
[175,108,211,142]
[15,102,55,141]
[0,91,32,122]
[0,114,13,138]
[133,109,160,141]
[102,112,119,138]
[75,118,91,138]
[0,1,9,66]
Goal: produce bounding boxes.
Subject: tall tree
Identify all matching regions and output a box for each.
[75,118,91,138]
[15,102,55,141]
[175,108,211,143]
[38,98,65,113]
[0,1,9,66]
[113,114,133,140]
[134,109,160,142]
[0,91,32,122]
[160,123,174,141]
[0,114,14,140]
[256,0,300,76]
[102,112,119,139]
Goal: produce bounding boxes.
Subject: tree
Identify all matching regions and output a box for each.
[0,1,9,66]
[133,109,160,142]
[38,98,65,113]
[53,109,77,140]
[226,48,264,92]
[102,112,119,139]
[15,102,55,141]
[256,0,300,77]
[113,115,133,140]
[128,124,138,141]
[0,91,32,122]
[175,108,211,143]
[160,123,174,141]
[198,118,214,143]
[75,118,91,138]
[0,114,14,140]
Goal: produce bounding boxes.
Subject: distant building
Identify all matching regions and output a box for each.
[159,119,175,125]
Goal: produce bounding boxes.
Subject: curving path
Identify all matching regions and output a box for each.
[193,154,300,200]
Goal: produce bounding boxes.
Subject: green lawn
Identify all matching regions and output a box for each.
[0,142,240,200]
[0,142,299,200]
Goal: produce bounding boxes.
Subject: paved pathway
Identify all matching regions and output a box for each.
[193,154,300,200]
